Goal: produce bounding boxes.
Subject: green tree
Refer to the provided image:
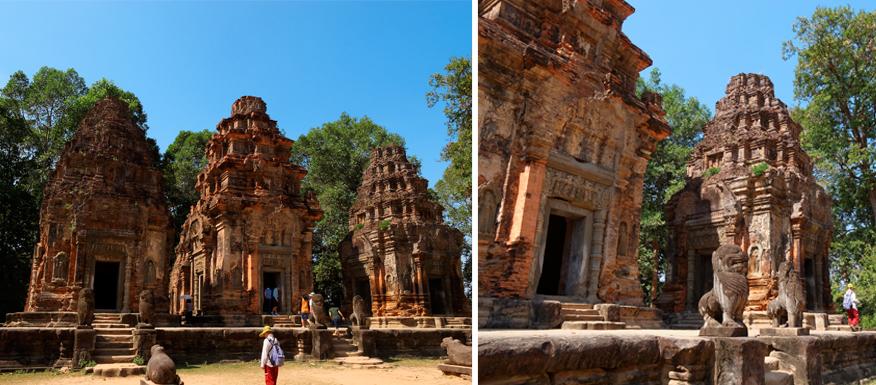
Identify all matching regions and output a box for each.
[290,113,404,305]
[635,68,712,305]
[162,130,213,233]
[427,57,473,296]
[1,70,149,199]
[0,102,39,316]
[784,7,876,322]
[1,67,87,198]
[783,7,876,226]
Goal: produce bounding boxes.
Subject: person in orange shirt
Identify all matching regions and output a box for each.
[299,295,310,327]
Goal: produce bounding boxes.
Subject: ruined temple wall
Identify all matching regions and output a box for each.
[478,0,669,311]
[340,146,469,317]
[170,96,322,319]
[23,98,174,315]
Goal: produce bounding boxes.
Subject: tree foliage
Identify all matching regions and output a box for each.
[0,102,39,317]
[427,57,473,296]
[635,68,711,305]
[784,6,876,323]
[162,130,213,233]
[290,113,404,306]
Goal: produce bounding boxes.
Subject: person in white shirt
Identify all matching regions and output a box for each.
[259,326,280,384]
[843,284,861,331]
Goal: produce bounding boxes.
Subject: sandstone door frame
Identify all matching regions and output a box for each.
[90,257,126,312]
[530,198,594,299]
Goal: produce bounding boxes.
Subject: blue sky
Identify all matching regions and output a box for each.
[625,1,876,113]
[0,1,471,187]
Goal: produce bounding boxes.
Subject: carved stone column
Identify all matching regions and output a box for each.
[686,249,697,311]
[585,209,606,303]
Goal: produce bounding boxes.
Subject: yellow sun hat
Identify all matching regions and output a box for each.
[848,283,855,290]
[259,325,272,338]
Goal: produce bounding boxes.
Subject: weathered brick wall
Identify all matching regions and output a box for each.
[155,328,311,364]
[0,328,74,369]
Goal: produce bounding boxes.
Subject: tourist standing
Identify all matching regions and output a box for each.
[328,305,345,329]
[300,295,310,327]
[259,325,283,385]
[272,287,280,312]
[844,284,861,331]
[264,287,273,314]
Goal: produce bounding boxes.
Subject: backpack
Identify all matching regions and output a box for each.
[269,338,285,367]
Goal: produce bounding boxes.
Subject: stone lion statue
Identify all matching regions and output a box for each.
[308,293,330,329]
[146,345,182,385]
[350,295,366,327]
[139,290,154,326]
[767,260,805,327]
[77,288,95,327]
[698,244,749,330]
[441,337,471,367]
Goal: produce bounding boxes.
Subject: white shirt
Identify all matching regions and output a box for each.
[843,289,859,310]
[260,334,276,368]
[272,288,279,300]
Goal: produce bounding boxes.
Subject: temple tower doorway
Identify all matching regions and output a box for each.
[94,261,121,311]
[429,278,448,314]
[537,215,569,295]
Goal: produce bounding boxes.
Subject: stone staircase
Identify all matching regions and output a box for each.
[764,356,794,385]
[559,303,625,330]
[92,313,136,364]
[331,334,362,358]
[271,314,298,327]
[669,312,705,330]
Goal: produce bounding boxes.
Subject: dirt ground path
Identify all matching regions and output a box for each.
[0,359,470,385]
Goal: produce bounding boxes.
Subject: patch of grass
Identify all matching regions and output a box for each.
[378,219,391,231]
[77,359,96,369]
[703,167,720,179]
[751,162,769,177]
[133,355,145,366]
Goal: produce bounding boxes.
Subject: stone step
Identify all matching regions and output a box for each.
[93,354,137,364]
[96,341,133,349]
[333,356,383,367]
[88,363,144,377]
[561,321,626,330]
[92,323,129,328]
[560,303,594,310]
[563,314,605,322]
[765,370,793,385]
[95,347,136,356]
[561,308,600,316]
[95,328,133,335]
[97,334,133,343]
[828,325,853,332]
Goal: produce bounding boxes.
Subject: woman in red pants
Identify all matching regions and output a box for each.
[259,326,282,384]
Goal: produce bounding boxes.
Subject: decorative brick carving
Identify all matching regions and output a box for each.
[24,97,173,315]
[169,96,322,318]
[339,146,468,317]
[660,74,833,314]
[478,0,669,318]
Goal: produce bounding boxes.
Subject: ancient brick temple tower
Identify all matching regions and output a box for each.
[23,97,173,315]
[169,96,322,321]
[339,145,468,317]
[659,74,833,314]
[478,0,669,327]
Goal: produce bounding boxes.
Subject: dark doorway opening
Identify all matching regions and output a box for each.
[263,272,280,314]
[94,261,120,311]
[804,258,815,310]
[537,215,568,295]
[354,278,372,315]
[693,253,714,306]
[429,278,447,314]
